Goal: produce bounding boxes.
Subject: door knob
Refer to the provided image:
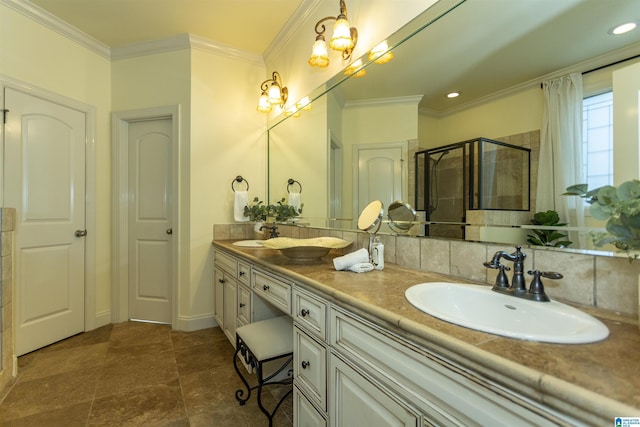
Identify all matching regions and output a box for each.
[74,229,87,237]
[166,228,173,235]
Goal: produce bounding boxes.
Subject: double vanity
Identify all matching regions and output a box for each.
[213,239,639,426]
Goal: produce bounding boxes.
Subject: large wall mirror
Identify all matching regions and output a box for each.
[268,0,640,252]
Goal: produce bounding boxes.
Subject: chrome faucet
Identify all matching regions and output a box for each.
[484,246,563,302]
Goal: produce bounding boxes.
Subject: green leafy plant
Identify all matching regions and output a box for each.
[564,180,640,254]
[526,210,572,248]
[243,197,303,222]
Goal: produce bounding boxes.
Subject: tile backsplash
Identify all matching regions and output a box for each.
[213,223,640,319]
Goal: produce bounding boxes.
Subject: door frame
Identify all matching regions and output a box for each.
[0,75,99,330]
[352,141,409,218]
[111,106,181,327]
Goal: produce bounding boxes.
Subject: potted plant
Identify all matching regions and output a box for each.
[565,180,640,255]
[244,197,303,238]
[526,210,572,248]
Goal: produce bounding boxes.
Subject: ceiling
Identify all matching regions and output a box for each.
[25,0,640,114]
[335,0,640,114]
[28,0,305,54]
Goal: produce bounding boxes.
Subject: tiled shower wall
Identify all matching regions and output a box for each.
[0,208,16,396]
[214,222,639,319]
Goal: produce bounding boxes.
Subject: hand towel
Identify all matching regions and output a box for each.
[333,248,370,271]
[348,262,374,273]
[234,191,249,222]
[288,192,302,213]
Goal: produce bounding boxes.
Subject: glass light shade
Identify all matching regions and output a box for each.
[308,39,330,67]
[285,106,301,118]
[257,93,272,113]
[344,59,366,78]
[329,17,354,51]
[369,41,394,64]
[296,96,312,110]
[267,83,282,104]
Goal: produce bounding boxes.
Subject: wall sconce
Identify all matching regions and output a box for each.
[257,71,288,113]
[308,0,358,68]
[368,40,394,64]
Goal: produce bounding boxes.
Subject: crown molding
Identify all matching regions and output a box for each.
[189,35,264,65]
[263,0,321,63]
[2,0,110,59]
[344,95,423,109]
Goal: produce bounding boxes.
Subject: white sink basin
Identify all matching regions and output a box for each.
[405,282,609,344]
[232,240,265,248]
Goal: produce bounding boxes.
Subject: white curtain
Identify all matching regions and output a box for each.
[537,73,585,246]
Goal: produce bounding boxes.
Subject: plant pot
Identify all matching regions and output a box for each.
[253,222,265,240]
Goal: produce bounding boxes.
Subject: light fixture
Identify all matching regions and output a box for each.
[296,97,312,111]
[285,106,301,118]
[308,0,358,68]
[446,92,460,98]
[608,21,638,35]
[257,71,288,113]
[368,40,394,64]
[344,59,366,78]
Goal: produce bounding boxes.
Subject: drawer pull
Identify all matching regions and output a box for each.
[218,278,225,284]
[239,271,245,276]
[300,309,310,317]
[239,303,246,308]
[301,360,311,369]
[263,285,270,291]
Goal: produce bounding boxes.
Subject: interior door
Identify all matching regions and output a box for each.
[128,118,172,323]
[4,87,86,356]
[355,143,406,216]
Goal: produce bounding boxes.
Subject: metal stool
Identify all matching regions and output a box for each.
[233,315,294,426]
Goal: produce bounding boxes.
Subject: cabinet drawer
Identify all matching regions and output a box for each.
[252,269,292,314]
[294,386,327,427]
[237,261,251,286]
[294,327,327,411]
[237,284,251,325]
[215,250,238,277]
[294,287,327,340]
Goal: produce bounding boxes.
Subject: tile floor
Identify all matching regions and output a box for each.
[0,322,293,426]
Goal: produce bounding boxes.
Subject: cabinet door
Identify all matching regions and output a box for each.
[330,354,418,427]
[214,267,225,326]
[237,284,251,326]
[294,386,327,427]
[223,277,237,344]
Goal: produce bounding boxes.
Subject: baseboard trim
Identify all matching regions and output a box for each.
[176,314,217,332]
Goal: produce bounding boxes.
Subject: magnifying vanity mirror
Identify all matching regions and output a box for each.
[387,201,417,234]
[267,0,640,253]
[357,200,384,259]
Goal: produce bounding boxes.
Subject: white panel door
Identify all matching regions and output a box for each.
[355,144,405,216]
[128,119,172,323]
[4,87,86,356]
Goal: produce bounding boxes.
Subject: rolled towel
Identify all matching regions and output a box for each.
[234,191,249,222]
[348,262,374,273]
[333,248,369,271]
[288,192,301,212]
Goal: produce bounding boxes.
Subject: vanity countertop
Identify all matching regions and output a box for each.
[213,240,640,420]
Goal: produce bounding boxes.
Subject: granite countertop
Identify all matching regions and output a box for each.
[213,240,640,420]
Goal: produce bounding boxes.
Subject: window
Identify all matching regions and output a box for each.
[582,91,613,190]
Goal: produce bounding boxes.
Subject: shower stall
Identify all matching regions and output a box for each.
[415,137,531,239]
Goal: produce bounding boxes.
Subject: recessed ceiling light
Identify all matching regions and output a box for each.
[446,92,460,98]
[609,21,638,35]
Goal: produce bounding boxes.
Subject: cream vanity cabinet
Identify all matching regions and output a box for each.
[214,249,283,347]
[293,287,329,426]
[329,307,581,427]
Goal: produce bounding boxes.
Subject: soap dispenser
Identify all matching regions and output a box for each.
[372,236,384,270]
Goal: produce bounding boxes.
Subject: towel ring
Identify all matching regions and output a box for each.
[232,176,249,192]
[287,178,302,194]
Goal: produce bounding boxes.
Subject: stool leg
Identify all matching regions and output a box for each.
[233,336,253,405]
[256,355,294,427]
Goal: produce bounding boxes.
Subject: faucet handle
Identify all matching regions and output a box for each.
[526,270,562,302]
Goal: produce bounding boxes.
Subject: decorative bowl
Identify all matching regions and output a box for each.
[262,237,352,261]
